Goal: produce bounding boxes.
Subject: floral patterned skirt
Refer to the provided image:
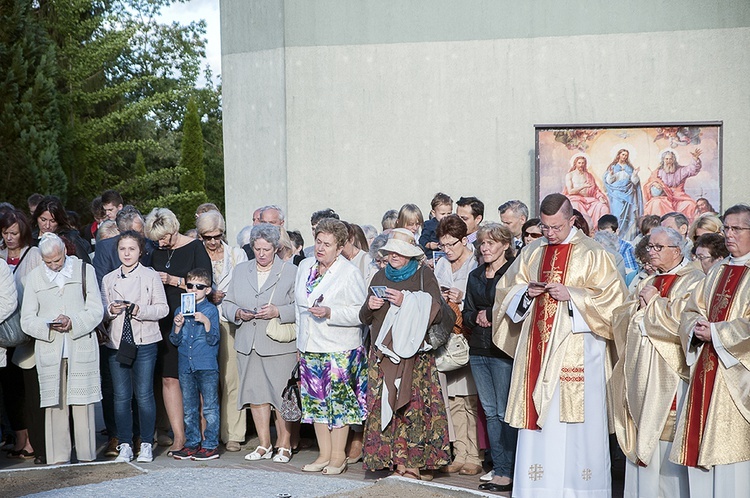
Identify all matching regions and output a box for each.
[363,351,451,471]
[299,346,367,429]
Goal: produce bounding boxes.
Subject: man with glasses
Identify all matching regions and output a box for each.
[492,193,626,496]
[670,204,750,497]
[611,226,704,498]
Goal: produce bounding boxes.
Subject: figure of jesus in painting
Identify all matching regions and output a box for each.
[643,149,702,221]
[563,154,609,230]
[604,149,643,241]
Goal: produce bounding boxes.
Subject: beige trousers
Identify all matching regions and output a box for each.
[45,359,97,464]
[449,394,482,466]
[219,321,246,443]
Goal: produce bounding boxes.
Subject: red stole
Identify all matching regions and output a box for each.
[653,273,679,297]
[681,265,748,467]
[523,243,572,429]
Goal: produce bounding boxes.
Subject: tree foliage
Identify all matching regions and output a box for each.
[179,97,205,193]
[0,0,66,208]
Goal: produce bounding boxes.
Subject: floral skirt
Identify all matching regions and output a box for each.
[299,346,367,429]
[363,351,451,471]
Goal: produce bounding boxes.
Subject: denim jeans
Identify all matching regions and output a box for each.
[179,369,220,449]
[108,343,158,444]
[470,355,518,478]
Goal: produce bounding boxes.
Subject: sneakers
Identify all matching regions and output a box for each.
[115,443,133,463]
[192,447,220,461]
[136,442,154,463]
[480,470,495,482]
[172,447,199,460]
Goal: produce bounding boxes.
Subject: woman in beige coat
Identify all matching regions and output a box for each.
[20,233,104,464]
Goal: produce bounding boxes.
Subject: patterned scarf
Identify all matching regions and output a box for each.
[306,262,324,295]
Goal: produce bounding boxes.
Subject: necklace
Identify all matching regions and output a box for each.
[165,249,175,269]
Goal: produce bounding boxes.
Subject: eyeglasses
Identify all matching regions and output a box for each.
[693,254,715,261]
[438,239,462,250]
[201,234,223,241]
[538,222,569,233]
[646,244,680,252]
[524,232,544,239]
[186,283,209,290]
[722,225,750,234]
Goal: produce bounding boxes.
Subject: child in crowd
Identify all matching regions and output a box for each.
[395,203,425,240]
[419,192,453,258]
[169,268,221,461]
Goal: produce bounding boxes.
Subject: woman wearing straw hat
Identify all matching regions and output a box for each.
[360,228,450,481]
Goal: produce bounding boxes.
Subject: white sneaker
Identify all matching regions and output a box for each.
[115,443,133,463]
[136,442,154,463]
[480,470,495,482]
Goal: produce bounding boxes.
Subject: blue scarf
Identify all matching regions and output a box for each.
[385,259,419,282]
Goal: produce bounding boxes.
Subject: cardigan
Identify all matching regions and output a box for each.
[20,257,104,407]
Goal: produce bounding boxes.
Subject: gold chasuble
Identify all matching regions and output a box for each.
[492,229,627,429]
[611,264,705,466]
[671,261,750,469]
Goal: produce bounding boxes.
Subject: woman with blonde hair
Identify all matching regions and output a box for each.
[144,208,211,455]
[196,210,248,452]
[688,212,722,242]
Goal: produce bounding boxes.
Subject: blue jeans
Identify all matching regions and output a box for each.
[179,369,219,450]
[108,343,158,444]
[470,355,518,478]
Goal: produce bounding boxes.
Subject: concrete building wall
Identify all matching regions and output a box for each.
[221,0,750,239]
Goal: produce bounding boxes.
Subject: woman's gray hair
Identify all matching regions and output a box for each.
[236,225,253,247]
[196,210,226,237]
[650,226,690,257]
[369,233,390,260]
[249,223,281,250]
[38,232,66,257]
[144,208,180,241]
[361,224,379,242]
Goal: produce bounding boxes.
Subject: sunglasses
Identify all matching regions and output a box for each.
[201,234,223,241]
[524,232,544,239]
[186,283,209,290]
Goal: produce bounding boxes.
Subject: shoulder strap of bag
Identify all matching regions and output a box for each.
[266,262,287,305]
[12,247,30,274]
[81,260,87,300]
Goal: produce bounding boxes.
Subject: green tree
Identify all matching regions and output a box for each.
[179,97,205,193]
[0,0,66,207]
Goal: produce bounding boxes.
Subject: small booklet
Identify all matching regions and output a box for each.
[181,293,196,316]
[433,251,447,263]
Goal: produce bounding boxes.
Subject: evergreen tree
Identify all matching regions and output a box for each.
[0,0,66,207]
[179,98,205,193]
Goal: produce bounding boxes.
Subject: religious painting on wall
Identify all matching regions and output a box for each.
[535,122,722,241]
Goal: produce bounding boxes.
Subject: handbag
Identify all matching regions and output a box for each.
[81,261,110,345]
[0,307,27,348]
[419,268,456,349]
[279,363,302,422]
[263,264,297,343]
[434,301,471,372]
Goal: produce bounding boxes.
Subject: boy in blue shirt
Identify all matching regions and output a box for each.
[169,268,221,460]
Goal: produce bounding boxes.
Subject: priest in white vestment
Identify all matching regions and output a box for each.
[611,227,704,498]
[670,204,750,497]
[492,194,627,497]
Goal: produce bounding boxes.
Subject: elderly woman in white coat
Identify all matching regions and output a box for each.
[222,223,296,463]
[196,210,248,452]
[295,218,367,475]
[20,233,103,464]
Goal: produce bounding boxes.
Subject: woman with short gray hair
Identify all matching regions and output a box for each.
[222,223,297,463]
[196,210,248,452]
[144,207,212,454]
[21,233,104,464]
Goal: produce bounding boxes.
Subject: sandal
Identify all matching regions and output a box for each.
[272,447,292,463]
[244,444,273,461]
[400,469,422,480]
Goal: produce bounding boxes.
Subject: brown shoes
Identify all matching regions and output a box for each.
[441,461,464,473]
[104,438,119,457]
[459,463,484,476]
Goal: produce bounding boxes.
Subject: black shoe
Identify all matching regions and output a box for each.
[34,455,46,465]
[479,481,513,492]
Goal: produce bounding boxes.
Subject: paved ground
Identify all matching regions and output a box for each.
[0,404,624,497]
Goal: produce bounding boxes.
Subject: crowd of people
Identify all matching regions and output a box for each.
[0,188,748,497]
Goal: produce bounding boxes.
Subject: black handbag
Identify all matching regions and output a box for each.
[81,261,110,345]
[279,363,302,422]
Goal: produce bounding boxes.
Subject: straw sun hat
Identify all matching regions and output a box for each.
[378,228,425,261]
